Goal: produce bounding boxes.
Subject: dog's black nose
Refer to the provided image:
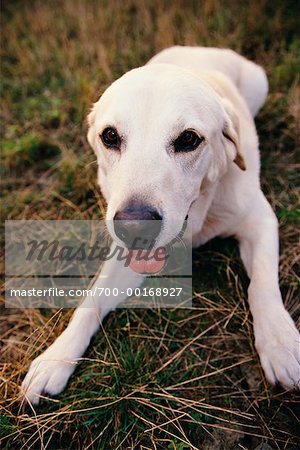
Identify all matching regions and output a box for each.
[113,204,162,248]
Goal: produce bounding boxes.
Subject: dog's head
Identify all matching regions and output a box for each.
[87,64,245,249]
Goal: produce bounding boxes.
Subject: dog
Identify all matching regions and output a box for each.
[21,46,300,404]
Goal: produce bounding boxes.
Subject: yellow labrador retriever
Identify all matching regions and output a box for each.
[21,46,300,404]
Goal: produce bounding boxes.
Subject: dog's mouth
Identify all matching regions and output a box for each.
[125,247,167,274]
[123,216,188,275]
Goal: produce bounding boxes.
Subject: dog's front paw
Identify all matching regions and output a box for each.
[254,308,300,390]
[21,342,77,405]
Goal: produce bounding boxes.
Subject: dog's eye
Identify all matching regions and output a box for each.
[100,127,121,149]
[174,130,204,152]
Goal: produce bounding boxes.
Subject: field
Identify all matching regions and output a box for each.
[1,0,300,449]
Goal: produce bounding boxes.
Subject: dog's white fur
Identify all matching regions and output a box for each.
[21,46,300,404]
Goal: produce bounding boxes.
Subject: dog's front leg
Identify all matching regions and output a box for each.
[21,246,144,405]
[237,191,300,389]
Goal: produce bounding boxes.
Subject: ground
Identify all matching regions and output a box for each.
[0,0,299,449]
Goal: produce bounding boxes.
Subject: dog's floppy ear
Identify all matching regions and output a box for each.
[221,98,246,171]
[86,103,98,151]
[87,103,96,128]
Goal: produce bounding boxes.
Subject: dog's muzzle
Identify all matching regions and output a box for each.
[113,203,162,249]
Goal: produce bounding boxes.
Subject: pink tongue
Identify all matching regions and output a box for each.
[127,248,166,274]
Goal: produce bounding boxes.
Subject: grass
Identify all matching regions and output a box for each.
[1,0,300,448]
